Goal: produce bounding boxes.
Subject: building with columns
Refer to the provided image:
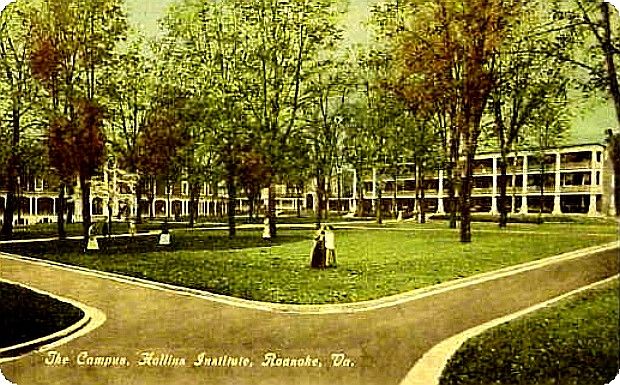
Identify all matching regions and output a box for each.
[351,143,614,217]
[0,142,616,226]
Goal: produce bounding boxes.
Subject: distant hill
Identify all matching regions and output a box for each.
[125,0,618,145]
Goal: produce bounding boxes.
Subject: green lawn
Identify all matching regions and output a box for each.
[440,279,620,385]
[1,223,616,304]
[0,282,84,351]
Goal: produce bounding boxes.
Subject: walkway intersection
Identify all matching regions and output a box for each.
[0,230,617,385]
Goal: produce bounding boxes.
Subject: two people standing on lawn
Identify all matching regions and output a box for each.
[310,224,336,268]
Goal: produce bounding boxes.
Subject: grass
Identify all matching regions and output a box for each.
[440,279,620,385]
[0,282,84,350]
[1,223,616,304]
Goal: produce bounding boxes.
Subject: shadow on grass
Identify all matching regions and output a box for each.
[0,229,310,258]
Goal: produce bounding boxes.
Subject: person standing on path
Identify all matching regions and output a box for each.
[262,217,271,243]
[310,225,326,268]
[325,225,336,267]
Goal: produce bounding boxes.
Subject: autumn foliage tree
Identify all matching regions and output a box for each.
[135,95,190,222]
[27,0,126,240]
[238,147,271,223]
[48,99,106,238]
[388,0,523,242]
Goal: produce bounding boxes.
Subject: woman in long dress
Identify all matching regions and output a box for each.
[310,226,326,268]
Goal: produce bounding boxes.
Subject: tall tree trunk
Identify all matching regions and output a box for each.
[296,184,302,218]
[376,182,383,225]
[498,157,509,228]
[267,184,277,238]
[57,183,66,239]
[337,172,342,213]
[415,163,420,220]
[538,160,545,224]
[135,176,143,224]
[601,2,620,126]
[166,178,171,222]
[418,166,426,224]
[1,178,16,239]
[392,172,398,218]
[614,170,620,216]
[80,173,91,242]
[316,172,326,228]
[1,104,20,239]
[226,171,236,237]
[189,182,199,228]
[459,138,474,243]
[355,164,364,217]
[448,134,459,229]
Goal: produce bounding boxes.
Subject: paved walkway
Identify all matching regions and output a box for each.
[0,245,618,385]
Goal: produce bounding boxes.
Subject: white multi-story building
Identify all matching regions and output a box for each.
[347,143,614,217]
[0,143,616,226]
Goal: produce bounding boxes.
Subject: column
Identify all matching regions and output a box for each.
[29,197,33,217]
[436,169,445,214]
[490,157,498,214]
[552,152,562,215]
[152,180,157,217]
[520,155,528,214]
[588,150,598,216]
[52,197,56,216]
[511,166,517,213]
[34,197,38,218]
[351,169,358,213]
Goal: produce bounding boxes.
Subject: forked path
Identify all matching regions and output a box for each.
[0,245,618,385]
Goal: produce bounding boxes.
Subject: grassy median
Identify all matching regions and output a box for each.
[440,278,620,385]
[0,282,84,350]
[1,222,616,304]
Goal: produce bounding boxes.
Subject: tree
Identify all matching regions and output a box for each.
[163,0,252,236]
[605,128,620,215]
[28,0,127,241]
[489,1,573,227]
[135,92,190,223]
[302,57,351,226]
[385,0,523,242]
[238,147,271,223]
[103,32,155,224]
[525,98,570,222]
[559,0,620,125]
[235,0,342,237]
[0,2,41,239]
[48,98,106,233]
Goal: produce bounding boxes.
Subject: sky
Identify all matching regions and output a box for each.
[125,0,380,43]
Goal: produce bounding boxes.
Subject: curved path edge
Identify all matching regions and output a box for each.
[399,274,620,385]
[1,241,618,314]
[0,278,106,364]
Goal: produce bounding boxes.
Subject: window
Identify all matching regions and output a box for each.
[34,178,44,192]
